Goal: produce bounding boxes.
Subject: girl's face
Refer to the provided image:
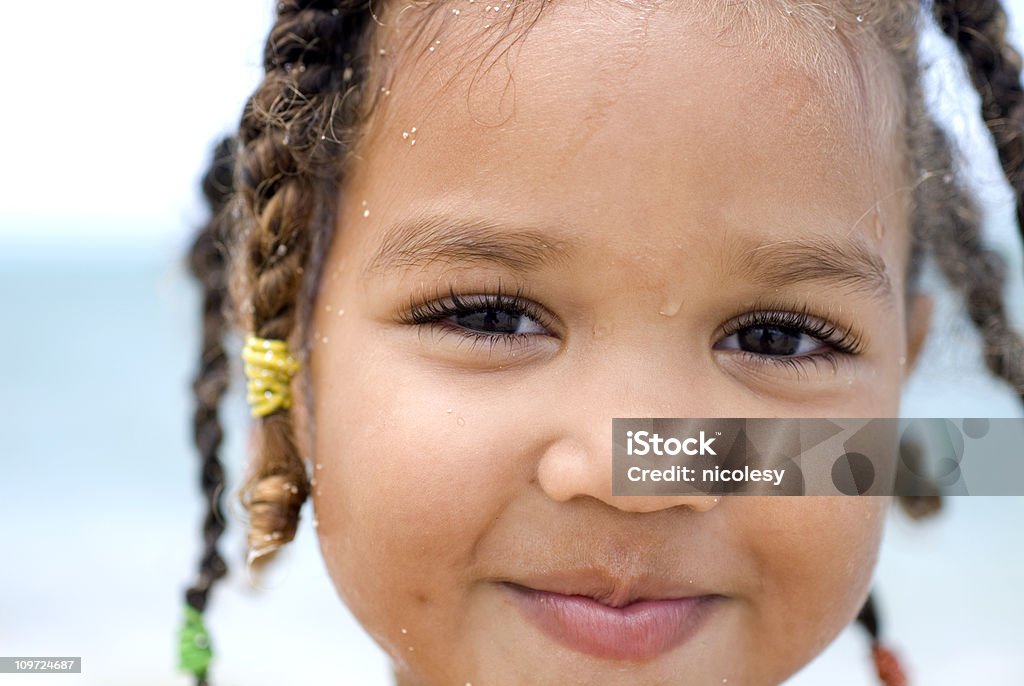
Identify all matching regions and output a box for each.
[307,3,928,685]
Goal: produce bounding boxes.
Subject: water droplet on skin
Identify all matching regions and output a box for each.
[446,408,453,414]
[457,416,466,426]
[826,16,836,29]
[658,298,683,317]
[401,628,408,634]
[410,139,416,146]
[873,212,886,240]
[856,14,864,22]
[408,646,414,652]
[363,209,370,218]
[276,244,287,257]
[337,308,345,316]
[402,131,409,140]
[315,463,324,470]
[688,578,694,584]
[322,336,329,344]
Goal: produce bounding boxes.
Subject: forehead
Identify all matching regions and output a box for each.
[341,0,908,282]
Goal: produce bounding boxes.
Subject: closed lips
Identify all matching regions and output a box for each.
[503,581,722,662]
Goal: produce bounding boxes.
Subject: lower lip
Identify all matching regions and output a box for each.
[503,583,720,662]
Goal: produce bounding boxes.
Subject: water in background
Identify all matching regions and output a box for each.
[1,248,1021,686]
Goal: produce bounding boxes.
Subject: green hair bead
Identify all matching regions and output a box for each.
[178,605,213,677]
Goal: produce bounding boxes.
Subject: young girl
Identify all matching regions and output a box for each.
[181,1,1024,684]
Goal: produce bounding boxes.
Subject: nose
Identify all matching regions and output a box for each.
[536,436,721,514]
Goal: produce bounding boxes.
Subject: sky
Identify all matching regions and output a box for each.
[0,2,274,253]
[2,1,1024,256]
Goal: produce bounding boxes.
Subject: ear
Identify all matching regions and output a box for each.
[904,293,934,379]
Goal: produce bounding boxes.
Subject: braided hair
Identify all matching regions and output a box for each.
[182,1,1024,684]
[232,3,384,566]
[182,137,234,685]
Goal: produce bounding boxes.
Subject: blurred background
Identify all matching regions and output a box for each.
[1,1,1023,685]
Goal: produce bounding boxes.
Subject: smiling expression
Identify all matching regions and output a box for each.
[305,2,922,684]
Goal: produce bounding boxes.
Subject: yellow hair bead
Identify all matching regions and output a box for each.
[242,336,300,418]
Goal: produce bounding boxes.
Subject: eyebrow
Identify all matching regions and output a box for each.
[364,212,575,276]
[732,237,894,304]
[364,211,894,303]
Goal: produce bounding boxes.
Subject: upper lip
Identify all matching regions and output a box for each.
[503,567,715,609]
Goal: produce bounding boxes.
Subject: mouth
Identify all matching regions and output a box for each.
[501,578,723,662]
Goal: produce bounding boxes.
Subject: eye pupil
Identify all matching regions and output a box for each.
[739,325,802,356]
[454,308,521,333]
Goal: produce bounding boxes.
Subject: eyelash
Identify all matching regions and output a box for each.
[716,304,865,374]
[401,283,556,357]
[401,287,865,370]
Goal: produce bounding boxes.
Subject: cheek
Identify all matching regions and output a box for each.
[308,330,526,658]
[738,497,889,673]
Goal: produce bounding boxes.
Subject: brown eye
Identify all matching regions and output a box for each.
[405,290,553,339]
[452,308,534,334]
[712,308,859,362]
[737,325,806,356]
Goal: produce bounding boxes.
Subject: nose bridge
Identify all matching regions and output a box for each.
[535,349,722,514]
[565,336,719,420]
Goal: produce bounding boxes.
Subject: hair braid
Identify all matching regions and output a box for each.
[234,1,375,564]
[182,137,237,685]
[929,0,1024,401]
[910,78,1024,404]
[855,592,910,686]
[933,0,1024,262]
[185,137,235,612]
